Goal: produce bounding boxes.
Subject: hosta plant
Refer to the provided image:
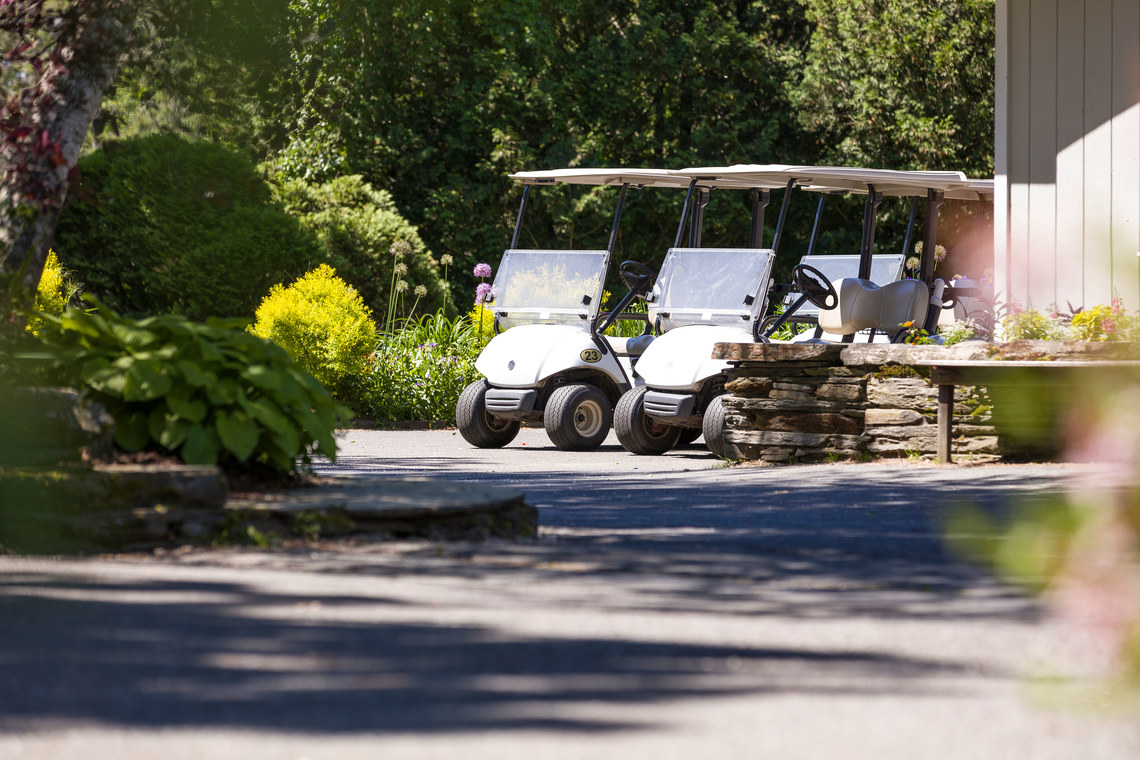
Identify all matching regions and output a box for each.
[24,298,340,473]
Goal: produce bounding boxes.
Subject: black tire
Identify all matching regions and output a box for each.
[702,395,729,459]
[456,380,520,448]
[676,427,702,446]
[614,386,681,455]
[544,383,612,451]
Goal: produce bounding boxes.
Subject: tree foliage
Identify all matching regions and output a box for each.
[268,173,449,319]
[54,134,320,320]
[790,0,994,176]
[4,0,997,320]
[276,0,812,294]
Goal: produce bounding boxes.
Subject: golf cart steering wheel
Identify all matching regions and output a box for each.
[619,260,656,296]
[792,264,838,310]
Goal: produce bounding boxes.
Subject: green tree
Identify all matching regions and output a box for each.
[1,1,298,326]
[789,0,994,176]
[54,134,320,320]
[276,0,810,297]
[268,173,450,318]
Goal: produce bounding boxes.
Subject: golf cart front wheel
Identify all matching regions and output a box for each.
[456,380,521,448]
[545,384,612,451]
[702,395,729,459]
[614,386,681,455]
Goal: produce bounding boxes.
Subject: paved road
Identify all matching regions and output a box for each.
[1,429,1138,759]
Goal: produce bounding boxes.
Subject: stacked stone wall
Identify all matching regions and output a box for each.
[719,349,996,463]
[710,341,1138,464]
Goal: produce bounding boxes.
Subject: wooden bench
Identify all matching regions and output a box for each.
[911,359,1140,463]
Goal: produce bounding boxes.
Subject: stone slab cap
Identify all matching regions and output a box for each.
[713,342,845,362]
[228,477,527,520]
[839,342,993,366]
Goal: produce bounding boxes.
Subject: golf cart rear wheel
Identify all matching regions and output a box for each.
[702,395,728,459]
[456,380,521,448]
[614,386,681,455]
[545,383,612,451]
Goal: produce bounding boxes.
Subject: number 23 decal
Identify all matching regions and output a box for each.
[580,348,601,363]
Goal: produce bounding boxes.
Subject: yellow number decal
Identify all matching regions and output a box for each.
[580,348,601,363]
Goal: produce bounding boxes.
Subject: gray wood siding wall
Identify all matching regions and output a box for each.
[996,0,1140,313]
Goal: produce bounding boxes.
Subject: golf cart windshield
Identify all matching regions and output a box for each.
[487,249,609,329]
[649,248,776,330]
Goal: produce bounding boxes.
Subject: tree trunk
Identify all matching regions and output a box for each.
[0,2,136,321]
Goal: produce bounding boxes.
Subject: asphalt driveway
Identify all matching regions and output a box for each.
[1,429,1137,759]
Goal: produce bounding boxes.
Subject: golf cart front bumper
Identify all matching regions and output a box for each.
[643,390,697,423]
[485,388,539,420]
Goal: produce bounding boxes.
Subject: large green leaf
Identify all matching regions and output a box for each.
[244,396,290,434]
[180,424,221,465]
[148,407,191,450]
[215,409,260,461]
[80,357,128,396]
[242,364,282,391]
[114,411,150,451]
[290,403,336,458]
[110,322,159,349]
[206,377,241,405]
[176,359,216,388]
[123,358,173,402]
[270,423,300,458]
[166,385,208,423]
[60,310,106,338]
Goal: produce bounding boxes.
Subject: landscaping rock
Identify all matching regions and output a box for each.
[0,387,114,466]
[0,465,534,553]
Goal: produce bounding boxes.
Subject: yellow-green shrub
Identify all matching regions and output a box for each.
[1000,308,1063,341]
[468,303,495,340]
[251,265,377,404]
[1071,302,1133,342]
[27,250,70,336]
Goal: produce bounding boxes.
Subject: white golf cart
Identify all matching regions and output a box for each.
[615,165,993,458]
[456,168,692,451]
[612,166,796,456]
[752,166,993,344]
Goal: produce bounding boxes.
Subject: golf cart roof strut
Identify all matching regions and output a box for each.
[901,197,919,260]
[606,183,630,253]
[859,185,884,280]
[674,178,701,249]
[750,188,770,249]
[769,177,798,255]
[919,188,945,331]
[689,187,710,247]
[509,183,531,250]
[805,193,826,258]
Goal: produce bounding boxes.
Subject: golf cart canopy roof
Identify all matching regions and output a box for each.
[677,164,801,189]
[680,164,985,198]
[788,165,969,194]
[956,179,995,201]
[509,168,693,188]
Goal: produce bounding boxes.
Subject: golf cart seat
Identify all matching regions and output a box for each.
[817,277,928,337]
[604,333,654,357]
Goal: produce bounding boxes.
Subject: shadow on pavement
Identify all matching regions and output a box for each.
[0,570,972,735]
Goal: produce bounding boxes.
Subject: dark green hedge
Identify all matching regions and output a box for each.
[55,134,320,320]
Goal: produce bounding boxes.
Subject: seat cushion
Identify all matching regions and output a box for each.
[817,278,928,335]
[604,333,654,356]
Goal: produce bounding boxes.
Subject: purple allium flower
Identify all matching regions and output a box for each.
[475,282,492,303]
[473,262,492,278]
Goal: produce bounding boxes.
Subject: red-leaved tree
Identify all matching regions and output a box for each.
[0,1,135,322]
